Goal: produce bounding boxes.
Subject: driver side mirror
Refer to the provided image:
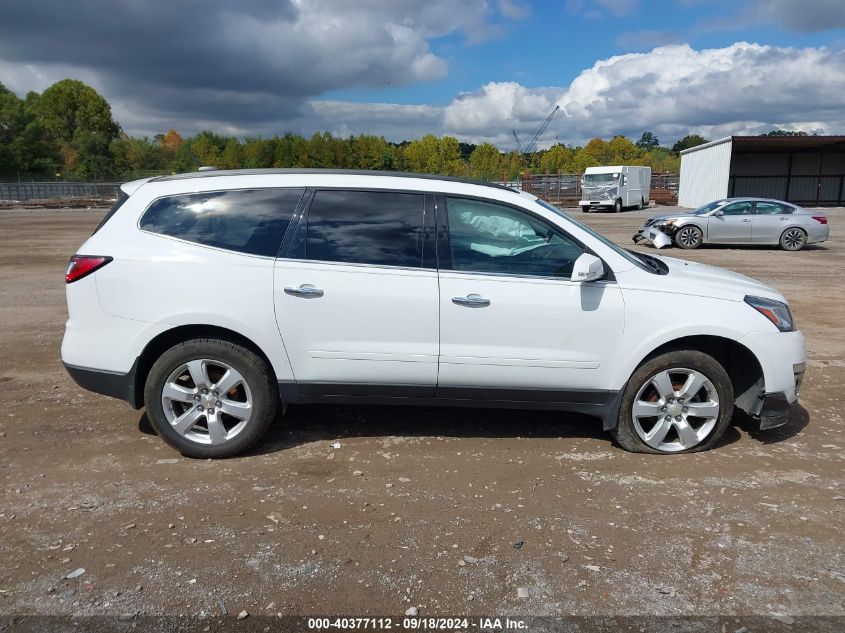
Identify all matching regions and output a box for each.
[571,253,604,283]
[714,209,724,216]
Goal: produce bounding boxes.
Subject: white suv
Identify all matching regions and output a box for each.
[62,169,806,457]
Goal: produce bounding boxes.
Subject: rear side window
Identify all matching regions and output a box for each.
[755,202,793,215]
[140,188,304,257]
[303,190,425,267]
[93,190,128,234]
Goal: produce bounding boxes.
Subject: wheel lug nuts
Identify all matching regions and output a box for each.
[682,406,689,413]
[661,406,667,412]
[667,398,674,403]
[208,408,215,414]
[197,405,204,411]
[675,415,682,421]
[194,395,200,402]
[216,400,222,407]
[665,415,671,421]
[212,391,218,397]
[202,388,208,394]
[678,398,684,404]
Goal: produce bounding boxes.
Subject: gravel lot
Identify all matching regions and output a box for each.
[0,205,843,626]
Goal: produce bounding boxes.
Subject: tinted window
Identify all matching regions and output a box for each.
[755,202,792,215]
[446,197,584,278]
[304,190,425,267]
[721,201,753,215]
[140,188,304,256]
[93,191,128,234]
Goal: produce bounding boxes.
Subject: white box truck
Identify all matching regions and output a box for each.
[579,165,651,213]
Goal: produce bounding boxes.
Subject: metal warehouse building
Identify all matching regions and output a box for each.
[679,135,845,208]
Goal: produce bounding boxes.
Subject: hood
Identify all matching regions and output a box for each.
[647,211,692,222]
[645,256,786,303]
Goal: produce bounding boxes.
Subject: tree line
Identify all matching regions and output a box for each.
[1,78,724,183]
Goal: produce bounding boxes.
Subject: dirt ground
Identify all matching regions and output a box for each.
[0,205,843,627]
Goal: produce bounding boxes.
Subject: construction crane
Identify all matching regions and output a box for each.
[512,130,524,155]
[512,105,560,156]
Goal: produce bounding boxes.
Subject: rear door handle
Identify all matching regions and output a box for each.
[284,284,324,298]
[742,218,751,222]
[452,294,490,307]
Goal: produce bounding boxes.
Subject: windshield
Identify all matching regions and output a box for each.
[535,199,651,272]
[583,173,619,186]
[693,200,725,215]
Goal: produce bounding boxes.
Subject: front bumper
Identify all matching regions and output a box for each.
[757,391,797,430]
[633,226,672,249]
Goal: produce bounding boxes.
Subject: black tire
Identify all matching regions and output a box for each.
[144,338,278,458]
[613,199,623,213]
[779,227,807,251]
[641,197,648,209]
[581,206,589,213]
[612,350,733,454]
[674,224,703,249]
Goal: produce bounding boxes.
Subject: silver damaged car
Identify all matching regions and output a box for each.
[633,198,830,251]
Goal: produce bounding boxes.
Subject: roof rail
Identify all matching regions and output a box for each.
[152,168,517,191]
[197,166,219,172]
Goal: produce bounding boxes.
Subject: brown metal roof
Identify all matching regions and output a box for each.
[731,135,845,152]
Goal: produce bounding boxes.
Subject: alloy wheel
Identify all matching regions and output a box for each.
[631,367,720,452]
[782,228,806,250]
[677,226,701,248]
[161,358,253,445]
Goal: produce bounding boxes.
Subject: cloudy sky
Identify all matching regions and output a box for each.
[1,0,844,148]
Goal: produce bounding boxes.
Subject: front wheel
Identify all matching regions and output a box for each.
[613,199,622,213]
[612,350,733,454]
[144,338,278,458]
[674,225,703,249]
[780,227,807,251]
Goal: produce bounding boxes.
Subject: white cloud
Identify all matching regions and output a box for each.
[309,42,845,148]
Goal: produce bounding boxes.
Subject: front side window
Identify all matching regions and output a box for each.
[693,200,725,215]
[304,190,425,267]
[755,202,793,215]
[445,197,585,278]
[140,188,304,256]
[721,201,753,216]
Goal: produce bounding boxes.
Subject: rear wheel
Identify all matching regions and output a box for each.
[613,199,623,213]
[780,227,807,251]
[144,338,278,458]
[674,225,703,249]
[612,350,733,454]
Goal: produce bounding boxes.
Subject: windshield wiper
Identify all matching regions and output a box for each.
[626,249,664,274]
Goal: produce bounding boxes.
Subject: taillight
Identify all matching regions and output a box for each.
[811,216,828,224]
[65,255,113,284]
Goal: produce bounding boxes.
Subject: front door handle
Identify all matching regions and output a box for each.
[741,218,751,222]
[284,284,324,298]
[452,293,490,307]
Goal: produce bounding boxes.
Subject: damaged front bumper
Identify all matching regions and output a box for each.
[754,363,805,430]
[633,225,673,249]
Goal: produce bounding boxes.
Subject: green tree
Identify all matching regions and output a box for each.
[220,137,243,169]
[190,131,225,166]
[0,84,58,175]
[539,144,574,173]
[635,131,660,151]
[672,134,708,153]
[29,79,120,177]
[468,143,503,180]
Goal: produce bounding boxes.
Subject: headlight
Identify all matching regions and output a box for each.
[654,219,676,227]
[744,295,795,332]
